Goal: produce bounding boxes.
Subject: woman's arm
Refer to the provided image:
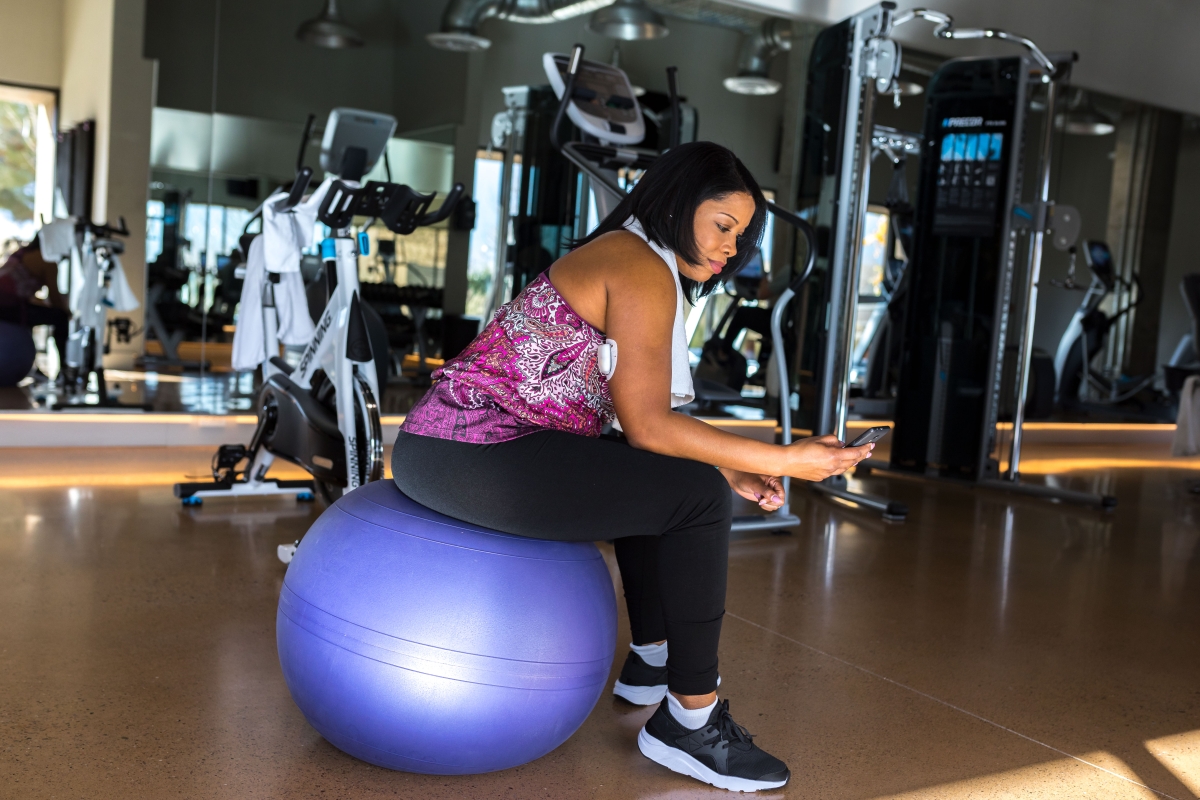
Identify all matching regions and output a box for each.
[599,243,870,482]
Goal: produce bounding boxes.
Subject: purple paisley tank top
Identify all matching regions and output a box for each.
[400,272,615,443]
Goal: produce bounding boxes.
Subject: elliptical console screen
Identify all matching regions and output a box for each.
[547,55,639,127]
[934,117,1008,235]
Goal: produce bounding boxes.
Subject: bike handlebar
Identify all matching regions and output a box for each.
[280,167,314,211]
[317,179,466,235]
[416,182,465,227]
[80,217,129,239]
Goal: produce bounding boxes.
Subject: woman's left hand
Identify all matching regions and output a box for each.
[719,468,786,512]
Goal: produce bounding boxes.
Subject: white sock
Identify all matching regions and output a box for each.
[630,641,667,668]
[667,693,717,730]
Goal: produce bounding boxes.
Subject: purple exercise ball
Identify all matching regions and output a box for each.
[276,480,618,774]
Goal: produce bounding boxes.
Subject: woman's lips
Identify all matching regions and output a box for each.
[709,259,725,274]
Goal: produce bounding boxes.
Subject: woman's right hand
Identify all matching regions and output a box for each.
[782,435,874,481]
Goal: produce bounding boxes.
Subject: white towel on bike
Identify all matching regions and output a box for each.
[232,236,315,372]
[620,217,695,409]
[68,245,85,315]
[72,246,101,320]
[38,218,75,262]
[1174,375,1200,457]
[261,176,334,274]
[102,252,139,312]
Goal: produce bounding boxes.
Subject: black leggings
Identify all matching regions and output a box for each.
[392,429,731,695]
[0,301,69,364]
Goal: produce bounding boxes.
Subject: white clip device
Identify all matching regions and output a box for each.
[596,338,618,379]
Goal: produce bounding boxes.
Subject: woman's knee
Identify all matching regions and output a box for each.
[681,461,733,529]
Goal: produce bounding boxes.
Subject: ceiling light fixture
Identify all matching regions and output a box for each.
[587,0,668,41]
[297,0,364,49]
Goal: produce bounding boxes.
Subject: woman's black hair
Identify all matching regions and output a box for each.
[572,140,768,302]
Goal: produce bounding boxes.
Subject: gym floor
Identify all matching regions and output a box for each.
[2,443,1198,799]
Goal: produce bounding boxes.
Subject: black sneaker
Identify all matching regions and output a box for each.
[638,699,790,792]
[613,651,668,705]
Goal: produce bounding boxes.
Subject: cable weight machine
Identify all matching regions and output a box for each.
[805,6,1113,511]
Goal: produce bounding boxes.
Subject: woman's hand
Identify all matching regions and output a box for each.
[782,435,874,482]
[720,468,786,512]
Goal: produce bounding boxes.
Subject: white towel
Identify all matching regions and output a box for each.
[102,252,140,312]
[261,177,334,274]
[622,217,695,408]
[73,246,102,321]
[38,218,76,262]
[232,236,316,371]
[231,236,268,372]
[1174,375,1200,457]
[67,244,85,315]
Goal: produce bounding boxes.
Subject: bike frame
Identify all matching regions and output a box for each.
[234,229,382,496]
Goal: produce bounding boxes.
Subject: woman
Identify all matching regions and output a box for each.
[394,141,872,792]
[0,236,69,371]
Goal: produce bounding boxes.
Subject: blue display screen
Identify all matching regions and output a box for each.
[939,132,1004,162]
[740,248,764,279]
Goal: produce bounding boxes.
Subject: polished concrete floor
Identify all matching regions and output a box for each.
[2,444,1199,799]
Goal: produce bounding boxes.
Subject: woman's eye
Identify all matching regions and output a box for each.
[717,225,730,234]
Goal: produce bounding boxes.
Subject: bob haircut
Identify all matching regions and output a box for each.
[573,141,768,302]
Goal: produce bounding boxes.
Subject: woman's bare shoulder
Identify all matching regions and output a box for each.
[565,231,674,294]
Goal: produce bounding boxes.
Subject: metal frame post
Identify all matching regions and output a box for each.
[1005,77,1058,480]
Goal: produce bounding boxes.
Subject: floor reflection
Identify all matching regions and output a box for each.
[10,368,432,414]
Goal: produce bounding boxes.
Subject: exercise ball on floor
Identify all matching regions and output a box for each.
[276,480,617,775]
[0,321,36,387]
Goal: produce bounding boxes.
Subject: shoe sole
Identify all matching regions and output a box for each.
[637,727,789,792]
[613,680,667,705]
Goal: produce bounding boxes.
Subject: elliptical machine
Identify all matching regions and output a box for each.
[1052,239,1187,412]
[175,109,464,514]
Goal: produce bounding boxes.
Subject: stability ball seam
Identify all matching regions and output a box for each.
[281,617,609,691]
[279,599,613,673]
[335,505,608,563]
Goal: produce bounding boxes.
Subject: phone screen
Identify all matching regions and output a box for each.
[848,427,890,447]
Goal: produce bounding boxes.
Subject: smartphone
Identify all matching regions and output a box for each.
[846,426,890,447]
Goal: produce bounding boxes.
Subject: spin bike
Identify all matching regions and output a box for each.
[56,218,145,409]
[174,178,464,508]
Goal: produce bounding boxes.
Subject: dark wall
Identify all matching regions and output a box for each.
[1159,122,1200,366]
[144,0,468,133]
[145,0,218,114]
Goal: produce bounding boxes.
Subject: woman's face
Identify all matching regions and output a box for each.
[677,192,757,284]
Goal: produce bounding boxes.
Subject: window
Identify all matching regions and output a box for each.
[0,84,56,246]
[145,199,165,263]
[466,152,504,317]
